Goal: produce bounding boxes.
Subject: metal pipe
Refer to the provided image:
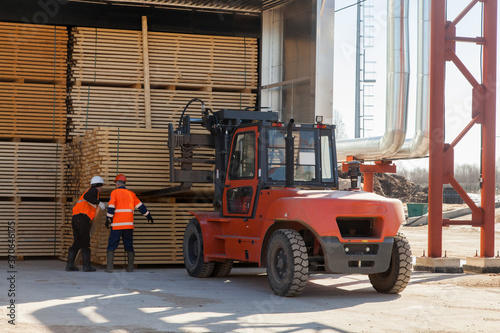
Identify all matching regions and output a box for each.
[392,0,431,159]
[337,0,410,161]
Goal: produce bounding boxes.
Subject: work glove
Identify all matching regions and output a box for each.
[98,202,106,211]
[105,217,112,229]
[147,215,154,224]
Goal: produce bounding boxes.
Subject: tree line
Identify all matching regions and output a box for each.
[398,161,500,193]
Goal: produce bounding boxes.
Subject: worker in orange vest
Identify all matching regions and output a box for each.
[66,176,106,272]
[105,174,153,272]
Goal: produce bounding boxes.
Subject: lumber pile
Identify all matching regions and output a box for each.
[68,86,256,136]
[148,32,258,90]
[16,201,65,256]
[0,201,66,257]
[69,27,143,86]
[0,22,68,140]
[0,82,66,140]
[64,127,214,195]
[89,203,213,265]
[0,141,64,197]
[0,22,67,83]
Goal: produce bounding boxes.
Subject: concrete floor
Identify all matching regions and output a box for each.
[1,259,499,333]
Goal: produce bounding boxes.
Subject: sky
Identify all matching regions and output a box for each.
[333,0,497,170]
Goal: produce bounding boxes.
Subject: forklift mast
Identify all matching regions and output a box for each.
[168,108,279,204]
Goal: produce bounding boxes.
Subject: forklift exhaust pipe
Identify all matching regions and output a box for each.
[285,119,295,188]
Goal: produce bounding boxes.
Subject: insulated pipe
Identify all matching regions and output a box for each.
[392,0,431,159]
[337,0,410,162]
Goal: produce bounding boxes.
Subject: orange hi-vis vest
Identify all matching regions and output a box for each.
[107,188,142,230]
[72,188,99,220]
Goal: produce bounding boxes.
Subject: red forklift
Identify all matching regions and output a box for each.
[167,99,412,296]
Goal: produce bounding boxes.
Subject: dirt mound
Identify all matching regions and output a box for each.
[338,170,428,203]
[373,173,428,203]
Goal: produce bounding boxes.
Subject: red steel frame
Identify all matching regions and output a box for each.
[428,0,497,258]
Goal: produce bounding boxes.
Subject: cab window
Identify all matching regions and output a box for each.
[228,131,255,179]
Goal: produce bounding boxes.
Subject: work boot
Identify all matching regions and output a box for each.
[65,250,79,271]
[105,251,114,273]
[126,251,135,272]
[82,251,96,272]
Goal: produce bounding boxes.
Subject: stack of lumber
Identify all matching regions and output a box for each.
[148,32,258,90]
[0,21,68,257]
[68,86,146,137]
[69,27,143,86]
[89,202,213,265]
[64,127,214,195]
[0,200,65,257]
[0,142,64,197]
[68,86,256,136]
[0,22,68,140]
[0,22,67,83]
[0,82,66,139]
[16,201,65,256]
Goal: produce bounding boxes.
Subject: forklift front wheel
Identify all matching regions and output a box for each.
[368,232,412,294]
[183,218,215,278]
[266,229,309,297]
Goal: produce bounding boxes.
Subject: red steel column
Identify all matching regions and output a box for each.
[480,0,497,258]
[428,0,446,258]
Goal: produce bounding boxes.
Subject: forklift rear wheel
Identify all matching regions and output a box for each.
[183,218,215,278]
[211,260,234,277]
[266,229,309,297]
[369,232,412,294]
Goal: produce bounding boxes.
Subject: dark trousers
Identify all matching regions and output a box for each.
[69,214,91,254]
[107,229,134,252]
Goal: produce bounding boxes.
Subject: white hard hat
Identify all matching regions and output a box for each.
[90,176,104,186]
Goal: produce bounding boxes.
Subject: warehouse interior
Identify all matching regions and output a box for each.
[0,0,336,265]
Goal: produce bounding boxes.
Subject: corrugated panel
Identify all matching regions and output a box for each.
[68,0,292,13]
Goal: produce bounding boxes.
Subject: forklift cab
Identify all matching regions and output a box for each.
[222,121,339,218]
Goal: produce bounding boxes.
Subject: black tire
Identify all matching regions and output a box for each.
[266,229,309,297]
[369,232,412,294]
[183,218,214,278]
[211,260,234,277]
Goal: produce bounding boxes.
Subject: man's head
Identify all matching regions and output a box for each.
[114,174,127,188]
[90,176,104,192]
